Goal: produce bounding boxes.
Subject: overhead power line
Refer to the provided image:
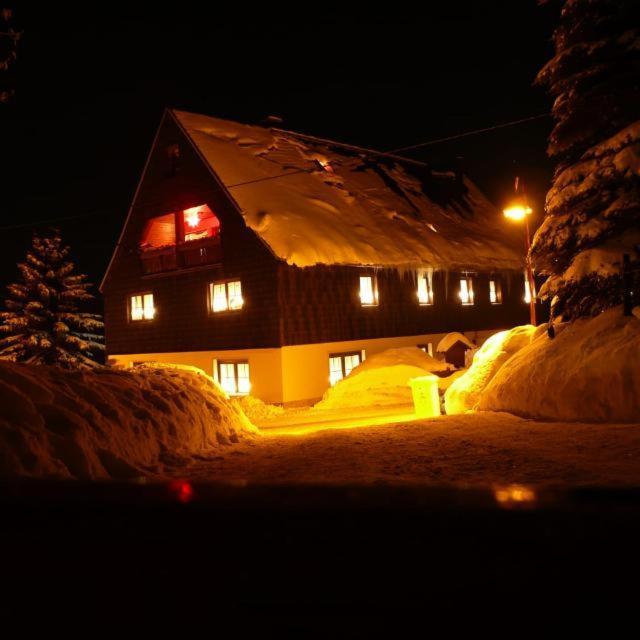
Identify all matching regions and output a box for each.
[389,113,551,154]
[2,112,552,229]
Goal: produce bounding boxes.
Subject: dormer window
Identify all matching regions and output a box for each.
[459,277,474,306]
[417,271,433,305]
[359,275,378,306]
[210,280,243,312]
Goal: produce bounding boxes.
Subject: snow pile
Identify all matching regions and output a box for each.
[173,110,523,271]
[436,332,476,353]
[479,307,640,422]
[316,347,452,411]
[444,325,537,414]
[0,362,257,479]
[233,394,284,423]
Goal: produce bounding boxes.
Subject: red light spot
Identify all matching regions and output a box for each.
[168,479,194,503]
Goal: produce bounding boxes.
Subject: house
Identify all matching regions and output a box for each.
[101,109,533,405]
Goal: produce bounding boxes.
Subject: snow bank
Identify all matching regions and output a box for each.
[0,362,257,479]
[233,394,284,423]
[479,308,640,422]
[316,347,452,411]
[444,325,537,414]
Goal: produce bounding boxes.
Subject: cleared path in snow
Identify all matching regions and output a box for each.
[175,412,640,487]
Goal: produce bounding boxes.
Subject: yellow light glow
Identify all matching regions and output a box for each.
[184,206,202,228]
[459,278,474,305]
[417,272,433,305]
[408,375,441,418]
[523,274,535,304]
[130,293,155,321]
[494,484,536,506]
[503,203,533,221]
[359,276,377,306]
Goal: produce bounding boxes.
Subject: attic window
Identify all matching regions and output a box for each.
[140,213,176,249]
[459,277,474,306]
[210,280,243,312]
[359,276,378,306]
[489,279,502,304]
[417,271,433,305]
[182,205,220,242]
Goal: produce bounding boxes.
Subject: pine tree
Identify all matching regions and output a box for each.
[0,231,105,368]
[531,0,640,320]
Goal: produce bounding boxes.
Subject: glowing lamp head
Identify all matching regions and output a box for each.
[503,197,533,222]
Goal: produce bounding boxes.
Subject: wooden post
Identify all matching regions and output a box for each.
[623,253,632,316]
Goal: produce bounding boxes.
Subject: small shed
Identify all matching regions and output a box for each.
[436,332,477,369]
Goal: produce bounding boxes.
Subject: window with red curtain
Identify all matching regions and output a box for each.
[140,213,176,249]
[182,205,220,242]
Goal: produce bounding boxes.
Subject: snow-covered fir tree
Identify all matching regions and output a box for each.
[531,0,640,320]
[0,231,105,368]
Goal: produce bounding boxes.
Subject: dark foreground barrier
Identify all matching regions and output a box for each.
[1,480,638,634]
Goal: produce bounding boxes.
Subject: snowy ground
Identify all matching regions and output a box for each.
[168,412,640,487]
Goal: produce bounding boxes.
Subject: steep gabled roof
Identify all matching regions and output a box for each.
[172,110,523,271]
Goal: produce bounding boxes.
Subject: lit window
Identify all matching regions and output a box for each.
[182,205,220,242]
[210,280,243,312]
[359,276,378,306]
[417,271,433,305]
[524,274,535,304]
[140,213,176,250]
[418,343,434,357]
[459,278,474,306]
[217,361,251,396]
[489,279,502,304]
[130,293,155,321]
[329,352,362,386]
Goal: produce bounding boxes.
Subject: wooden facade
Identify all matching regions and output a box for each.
[102,110,537,402]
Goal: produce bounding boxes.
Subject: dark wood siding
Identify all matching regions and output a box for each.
[276,265,533,346]
[103,112,282,355]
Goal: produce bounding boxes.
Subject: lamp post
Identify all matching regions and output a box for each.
[503,176,537,326]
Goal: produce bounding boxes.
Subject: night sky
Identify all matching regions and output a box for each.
[0,3,557,294]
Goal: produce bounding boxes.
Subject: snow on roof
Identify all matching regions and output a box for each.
[436,332,477,353]
[172,110,524,271]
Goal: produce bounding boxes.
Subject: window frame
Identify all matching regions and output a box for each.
[359,274,379,307]
[417,343,434,357]
[489,278,503,305]
[215,360,251,396]
[417,271,434,306]
[129,292,155,322]
[208,279,244,314]
[328,350,364,386]
[523,273,535,304]
[458,276,475,306]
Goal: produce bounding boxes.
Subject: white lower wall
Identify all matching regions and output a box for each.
[109,329,499,406]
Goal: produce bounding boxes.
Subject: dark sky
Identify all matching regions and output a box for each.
[0,3,557,293]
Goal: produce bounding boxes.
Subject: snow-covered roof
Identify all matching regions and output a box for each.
[436,332,476,353]
[172,110,524,271]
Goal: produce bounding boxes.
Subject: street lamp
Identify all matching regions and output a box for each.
[503,176,537,326]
